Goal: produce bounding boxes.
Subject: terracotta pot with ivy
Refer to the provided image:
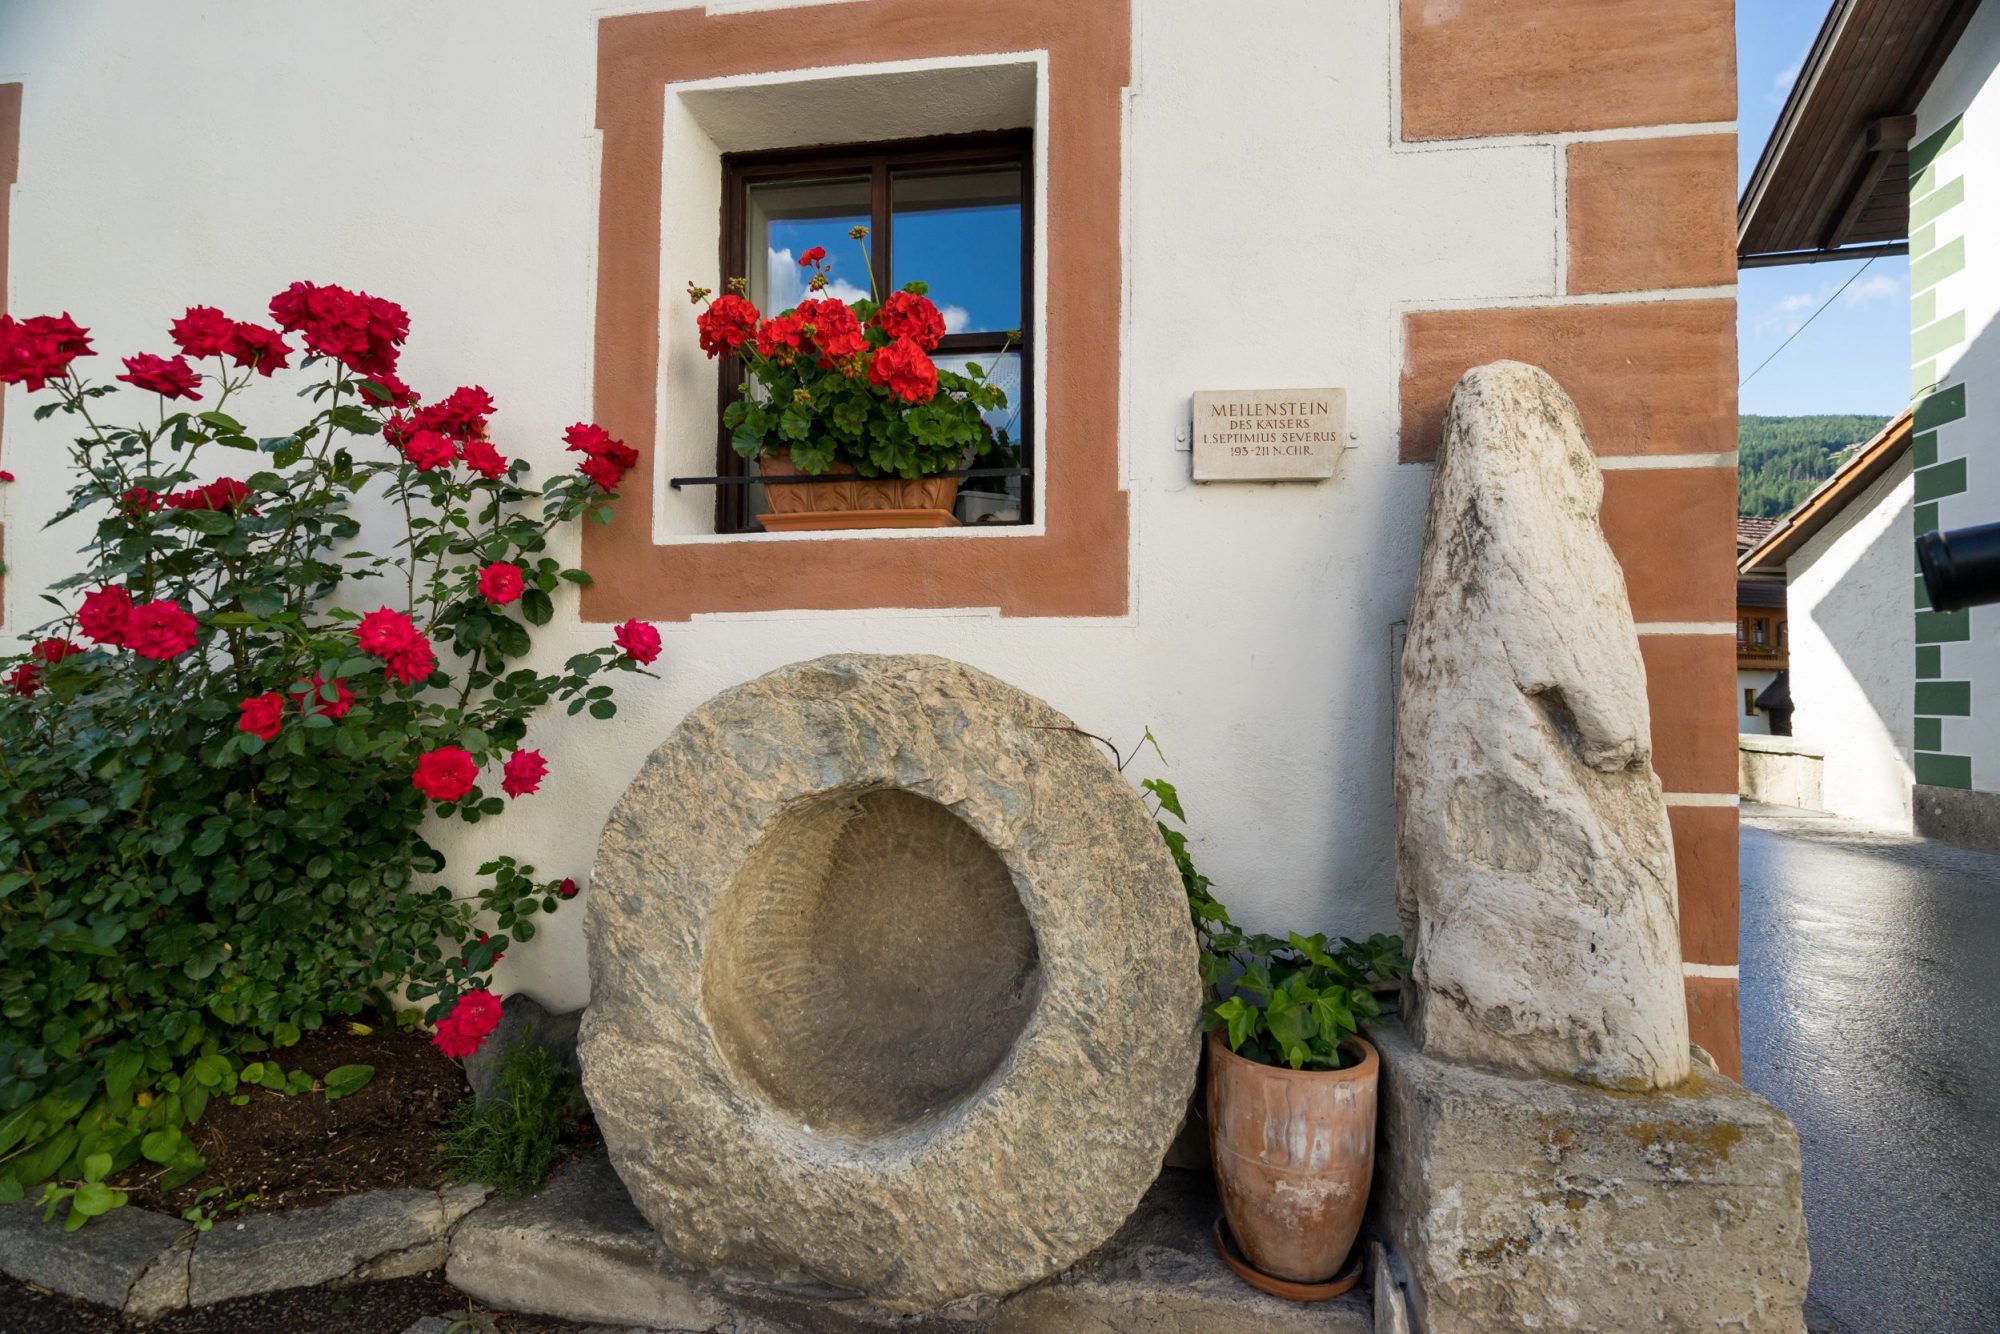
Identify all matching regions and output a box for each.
[1148,773,1406,1298]
[690,230,1013,532]
[0,285,658,1227]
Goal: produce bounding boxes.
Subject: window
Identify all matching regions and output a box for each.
[714,132,1033,533]
[1745,688,1757,716]
[1751,619,1767,648]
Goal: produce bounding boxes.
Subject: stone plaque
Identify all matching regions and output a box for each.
[1191,388,1346,481]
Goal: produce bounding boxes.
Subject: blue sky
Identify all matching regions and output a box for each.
[1735,1,1911,417]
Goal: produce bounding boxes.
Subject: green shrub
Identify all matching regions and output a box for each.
[435,1042,591,1195]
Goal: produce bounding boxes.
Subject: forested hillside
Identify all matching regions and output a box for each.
[1739,414,1892,517]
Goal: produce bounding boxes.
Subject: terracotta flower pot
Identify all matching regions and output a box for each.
[757,452,959,530]
[1205,1029,1378,1284]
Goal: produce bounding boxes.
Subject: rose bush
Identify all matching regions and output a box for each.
[0,284,654,1222]
[690,232,1014,479]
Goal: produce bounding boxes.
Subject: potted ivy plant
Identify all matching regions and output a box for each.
[1149,775,1407,1300]
[689,232,1013,532]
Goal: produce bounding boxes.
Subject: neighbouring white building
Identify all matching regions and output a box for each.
[1740,0,1999,842]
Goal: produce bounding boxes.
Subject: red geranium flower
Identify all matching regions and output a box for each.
[695,293,759,358]
[122,600,199,660]
[501,748,547,797]
[461,437,508,480]
[412,745,478,803]
[614,618,661,665]
[268,281,408,378]
[31,638,82,664]
[796,298,867,367]
[867,335,938,404]
[237,692,286,742]
[118,353,203,401]
[0,313,94,391]
[169,306,236,359]
[875,290,948,351]
[478,561,525,605]
[431,988,503,1059]
[797,245,826,268]
[78,587,135,645]
[289,675,354,719]
[398,427,457,472]
[224,322,292,377]
[5,663,40,696]
[755,311,807,360]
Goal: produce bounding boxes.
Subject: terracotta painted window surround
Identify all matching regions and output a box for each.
[587,1,1131,623]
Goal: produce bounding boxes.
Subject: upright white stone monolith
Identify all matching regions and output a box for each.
[1396,360,1690,1090]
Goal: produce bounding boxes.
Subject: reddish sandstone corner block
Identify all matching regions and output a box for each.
[1639,634,1738,794]
[1599,466,1737,624]
[1400,0,1735,140]
[1670,804,1739,967]
[584,1,1132,622]
[1400,301,1735,463]
[1567,135,1738,295]
[1684,975,1742,1080]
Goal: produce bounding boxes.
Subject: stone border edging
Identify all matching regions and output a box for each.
[0,1182,491,1322]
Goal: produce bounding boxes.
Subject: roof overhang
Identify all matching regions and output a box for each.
[1737,0,1983,267]
[1740,410,1915,573]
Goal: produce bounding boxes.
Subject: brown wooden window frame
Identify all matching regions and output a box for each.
[714,130,1035,534]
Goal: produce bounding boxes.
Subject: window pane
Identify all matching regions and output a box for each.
[934,350,1025,524]
[745,176,873,314]
[891,167,1022,336]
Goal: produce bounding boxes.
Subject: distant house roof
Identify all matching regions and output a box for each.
[1740,410,1915,573]
[1737,516,1781,554]
[1737,0,1982,266]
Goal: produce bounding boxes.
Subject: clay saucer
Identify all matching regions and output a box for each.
[1210,1216,1363,1302]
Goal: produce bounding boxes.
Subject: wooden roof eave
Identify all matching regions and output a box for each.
[1739,410,1916,574]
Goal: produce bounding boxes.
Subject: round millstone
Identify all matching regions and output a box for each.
[579,654,1201,1310]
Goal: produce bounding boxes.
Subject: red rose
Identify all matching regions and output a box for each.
[169,306,235,358]
[0,471,11,482]
[614,618,661,665]
[565,422,638,491]
[356,606,422,656]
[289,674,354,719]
[798,246,826,267]
[268,281,408,377]
[5,663,40,696]
[867,335,938,404]
[0,313,94,391]
[237,692,286,742]
[78,587,135,645]
[755,311,807,361]
[412,745,478,802]
[120,487,162,515]
[122,600,199,660]
[165,477,253,512]
[31,638,82,664]
[431,988,503,1060]
[224,322,292,377]
[412,385,494,441]
[558,877,578,899]
[876,291,948,351]
[796,298,866,367]
[461,437,508,480]
[361,370,418,408]
[501,748,548,797]
[398,428,457,472]
[383,639,437,686]
[118,353,203,401]
[695,293,760,358]
[478,562,525,605]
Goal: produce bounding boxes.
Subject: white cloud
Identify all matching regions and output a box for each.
[1838,273,1903,310]
[1768,55,1804,105]
[1755,269,1906,338]
[940,304,970,334]
[764,247,869,311]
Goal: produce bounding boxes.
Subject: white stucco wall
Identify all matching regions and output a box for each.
[1737,667,1779,735]
[0,0,1726,1010]
[1786,457,1916,829]
[1915,3,2000,790]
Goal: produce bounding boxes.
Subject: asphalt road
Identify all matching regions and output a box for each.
[1740,806,2000,1333]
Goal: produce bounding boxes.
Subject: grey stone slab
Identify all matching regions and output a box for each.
[190,1187,463,1306]
[1369,1239,1411,1334]
[1370,1017,1809,1333]
[0,1198,191,1314]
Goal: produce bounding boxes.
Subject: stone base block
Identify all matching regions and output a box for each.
[1370,1018,1809,1333]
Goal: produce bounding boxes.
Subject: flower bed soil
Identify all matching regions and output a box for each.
[120,1023,468,1219]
